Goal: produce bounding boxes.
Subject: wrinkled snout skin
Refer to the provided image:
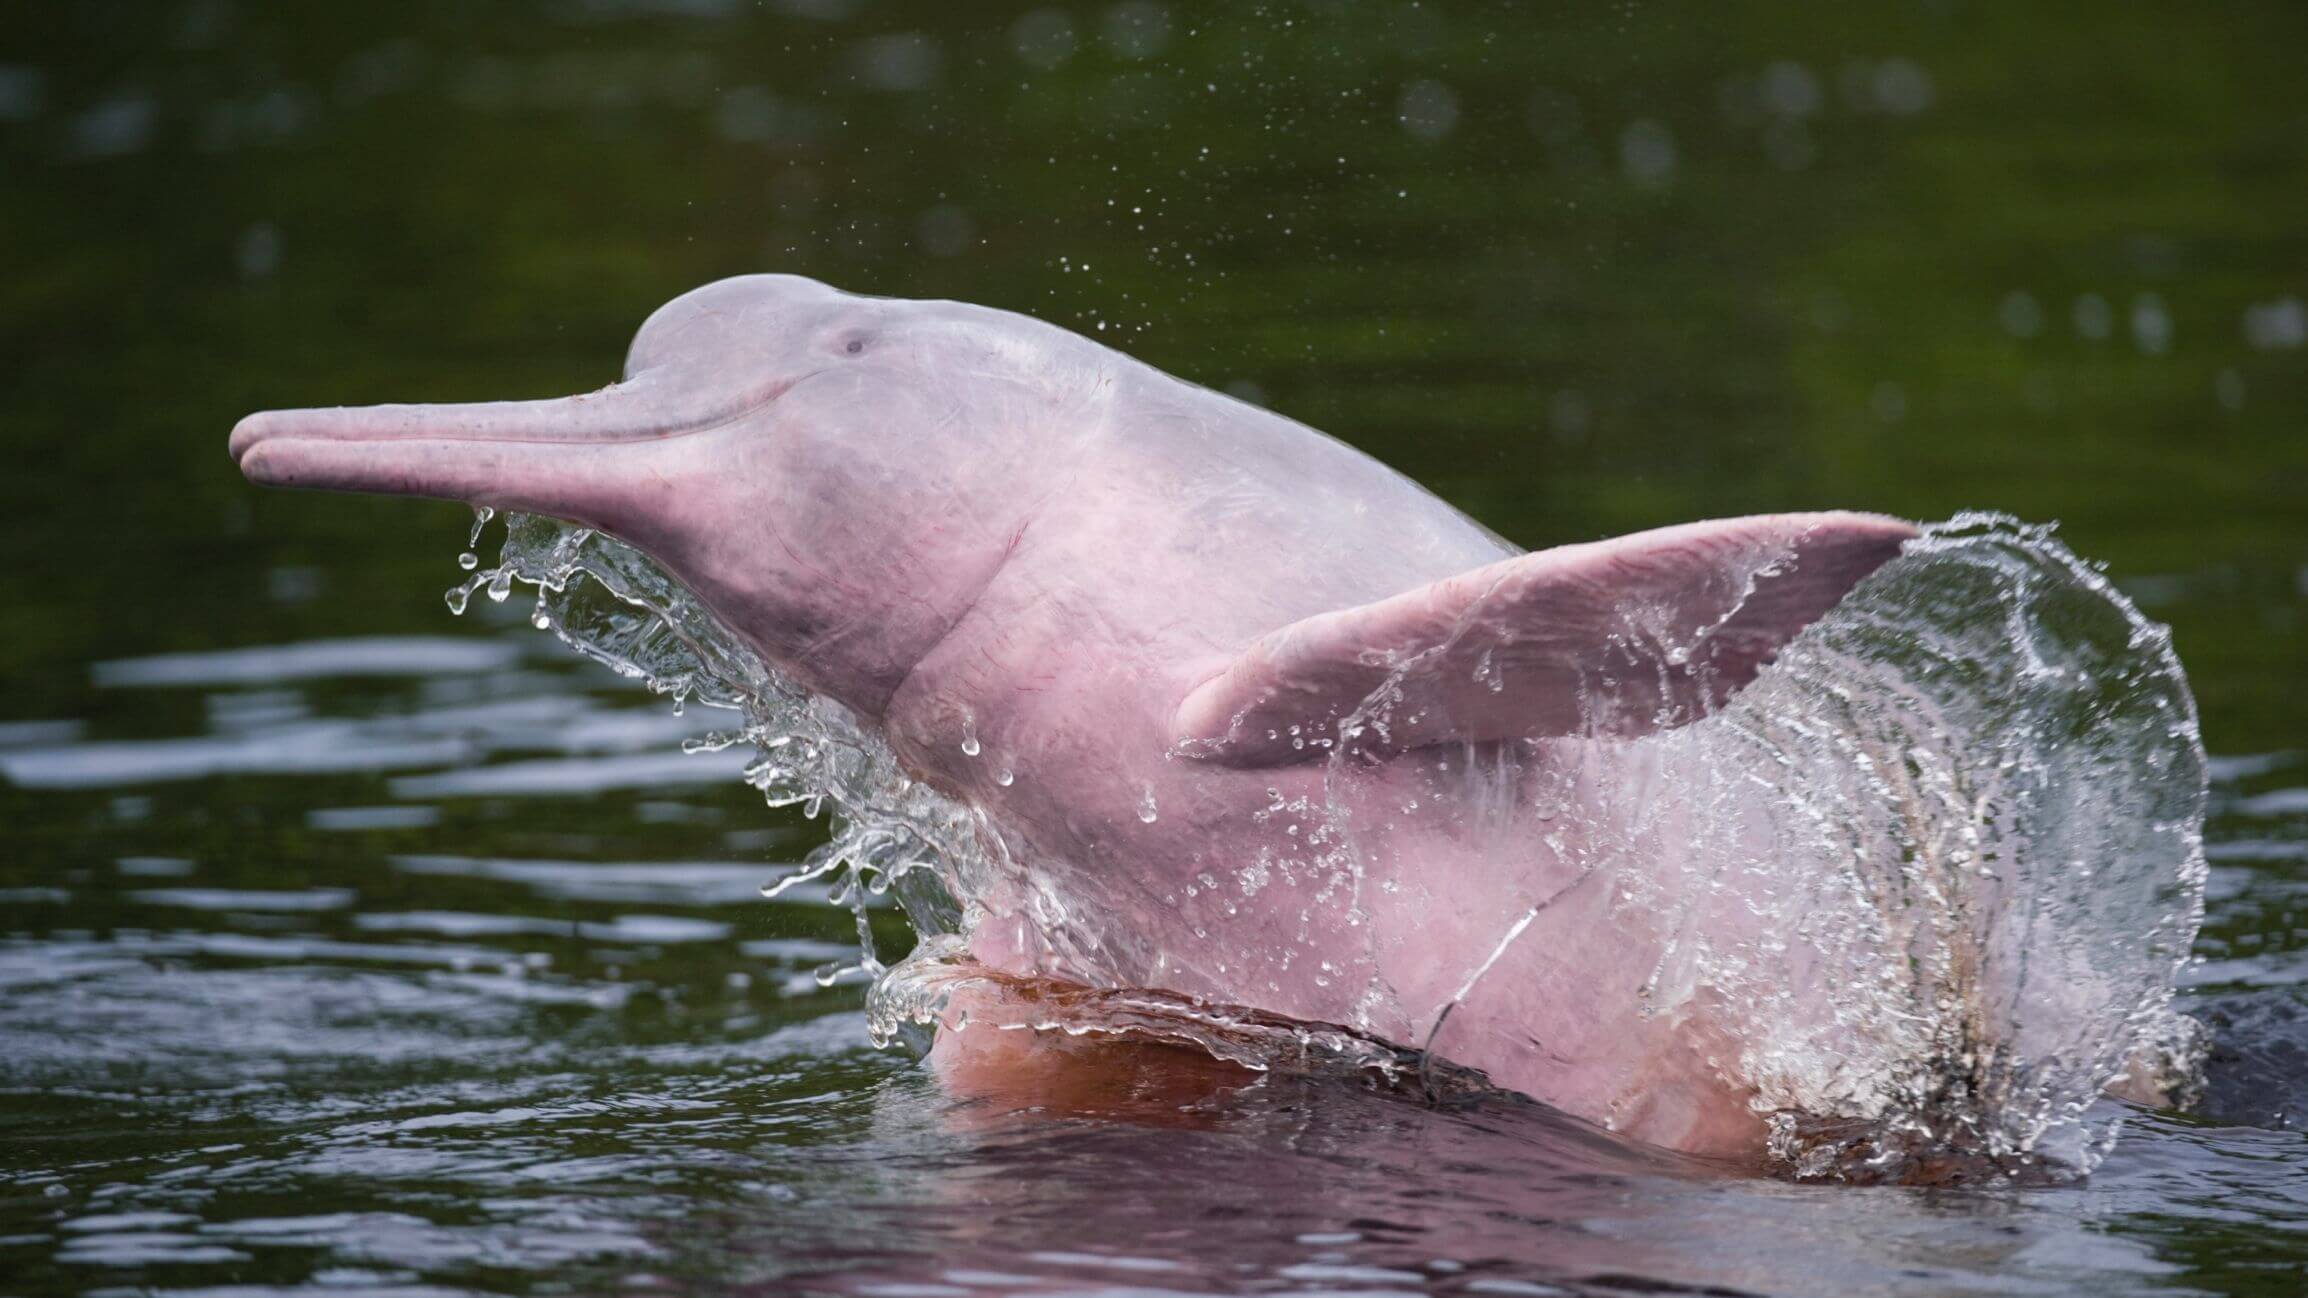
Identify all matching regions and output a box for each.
[233,274,1916,1157]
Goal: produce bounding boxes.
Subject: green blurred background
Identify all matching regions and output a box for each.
[2,0,2302,745]
[1,7,2305,1293]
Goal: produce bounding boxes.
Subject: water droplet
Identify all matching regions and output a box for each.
[485,568,514,603]
[457,551,479,571]
[1137,785,1159,823]
[995,767,1014,787]
[468,504,496,546]
[1474,646,1506,692]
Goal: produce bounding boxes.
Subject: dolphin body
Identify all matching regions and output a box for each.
[233,274,1922,1158]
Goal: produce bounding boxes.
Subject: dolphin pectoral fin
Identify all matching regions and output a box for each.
[1173,511,1918,768]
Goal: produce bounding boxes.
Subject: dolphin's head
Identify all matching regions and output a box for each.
[232,274,1111,715]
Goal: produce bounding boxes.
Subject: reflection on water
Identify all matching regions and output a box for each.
[2,620,2305,1296]
[0,641,735,792]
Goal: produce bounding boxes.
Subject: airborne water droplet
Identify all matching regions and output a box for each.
[995,768,1014,787]
[468,504,496,546]
[458,551,479,571]
[443,572,487,616]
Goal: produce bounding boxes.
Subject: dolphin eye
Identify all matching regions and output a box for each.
[837,332,872,356]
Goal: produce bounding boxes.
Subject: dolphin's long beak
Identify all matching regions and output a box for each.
[229,368,793,524]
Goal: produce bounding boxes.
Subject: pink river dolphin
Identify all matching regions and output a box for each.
[232,274,1924,1161]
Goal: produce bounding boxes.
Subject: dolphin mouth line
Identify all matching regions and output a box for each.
[229,366,836,472]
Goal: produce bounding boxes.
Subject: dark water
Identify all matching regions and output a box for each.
[3,2,2306,1294]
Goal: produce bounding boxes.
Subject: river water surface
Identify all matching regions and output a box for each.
[4,3,2306,1295]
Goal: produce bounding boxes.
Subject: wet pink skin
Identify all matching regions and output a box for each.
[233,274,1915,1157]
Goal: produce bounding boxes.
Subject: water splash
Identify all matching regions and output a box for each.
[1338,512,2207,1180]
[865,933,1498,1102]
[453,511,2205,1182]
[452,514,1007,987]
[1705,513,2208,1179]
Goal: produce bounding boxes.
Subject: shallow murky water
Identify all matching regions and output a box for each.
[3,613,2306,1295]
[5,2,2307,1295]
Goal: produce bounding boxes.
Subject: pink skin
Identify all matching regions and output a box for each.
[233,274,1916,1157]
